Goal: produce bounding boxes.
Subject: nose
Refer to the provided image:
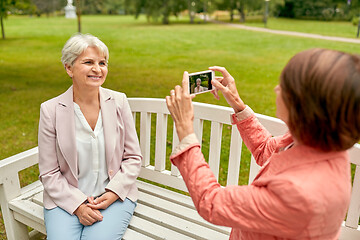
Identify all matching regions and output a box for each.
[92,64,100,72]
[274,85,280,93]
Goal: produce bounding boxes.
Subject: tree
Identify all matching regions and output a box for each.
[236,0,246,22]
[0,0,7,39]
[133,0,187,24]
[31,0,63,16]
[277,0,357,20]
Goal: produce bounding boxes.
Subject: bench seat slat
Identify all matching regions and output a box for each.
[138,191,231,235]
[137,180,194,208]
[9,199,45,234]
[122,227,155,240]
[135,203,229,240]
[129,214,195,240]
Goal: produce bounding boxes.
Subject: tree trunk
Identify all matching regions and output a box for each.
[188,0,194,24]
[238,0,245,22]
[1,16,5,39]
[203,0,207,23]
[76,0,81,33]
[162,0,169,24]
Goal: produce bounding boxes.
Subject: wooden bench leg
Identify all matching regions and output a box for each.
[0,175,29,240]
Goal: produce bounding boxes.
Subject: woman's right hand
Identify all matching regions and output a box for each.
[74,203,103,226]
[209,66,246,113]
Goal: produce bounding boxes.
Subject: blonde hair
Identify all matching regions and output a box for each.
[61,33,109,67]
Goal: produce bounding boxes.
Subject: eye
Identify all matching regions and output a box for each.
[84,60,92,64]
[99,61,107,66]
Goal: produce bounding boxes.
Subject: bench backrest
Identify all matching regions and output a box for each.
[128,98,360,232]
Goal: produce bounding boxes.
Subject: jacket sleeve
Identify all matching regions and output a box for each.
[38,103,87,214]
[105,94,142,200]
[232,108,287,166]
[170,145,311,237]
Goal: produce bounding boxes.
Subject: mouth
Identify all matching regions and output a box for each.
[88,75,102,80]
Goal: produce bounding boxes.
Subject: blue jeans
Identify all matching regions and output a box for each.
[44,198,136,240]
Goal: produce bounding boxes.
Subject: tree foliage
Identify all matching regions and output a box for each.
[277,0,360,20]
[1,0,35,39]
[3,0,360,26]
[133,0,187,24]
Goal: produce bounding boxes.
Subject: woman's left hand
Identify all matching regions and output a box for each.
[166,71,195,142]
[87,191,119,210]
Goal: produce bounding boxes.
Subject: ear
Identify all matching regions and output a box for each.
[65,64,73,78]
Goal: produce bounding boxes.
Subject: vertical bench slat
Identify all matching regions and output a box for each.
[140,112,151,167]
[345,164,360,228]
[155,113,168,172]
[248,155,261,184]
[193,118,204,148]
[226,125,242,186]
[132,112,136,125]
[208,122,223,181]
[171,122,180,176]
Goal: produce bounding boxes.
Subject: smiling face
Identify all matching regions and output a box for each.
[65,46,108,91]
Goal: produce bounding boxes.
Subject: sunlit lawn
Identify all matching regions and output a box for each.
[1,14,360,239]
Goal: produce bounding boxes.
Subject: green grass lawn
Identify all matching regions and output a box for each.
[1,14,360,239]
[215,14,360,39]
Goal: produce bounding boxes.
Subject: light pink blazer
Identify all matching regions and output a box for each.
[170,113,351,239]
[38,86,142,214]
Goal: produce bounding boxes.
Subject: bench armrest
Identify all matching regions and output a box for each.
[0,147,39,184]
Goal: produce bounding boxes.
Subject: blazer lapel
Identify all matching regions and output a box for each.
[100,87,117,168]
[56,86,78,179]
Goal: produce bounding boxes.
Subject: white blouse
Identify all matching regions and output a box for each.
[73,103,109,197]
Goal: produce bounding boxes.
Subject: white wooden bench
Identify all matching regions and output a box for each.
[0,98,359,240]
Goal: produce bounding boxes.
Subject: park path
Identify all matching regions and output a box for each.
[214,21,360,44]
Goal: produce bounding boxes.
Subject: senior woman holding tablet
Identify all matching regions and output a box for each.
[38,34,142,240]
[166,49,360,239]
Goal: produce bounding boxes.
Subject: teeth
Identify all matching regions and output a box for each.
[88,76,101,79]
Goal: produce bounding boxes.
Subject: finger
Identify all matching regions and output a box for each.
[89,213,101,222]
[209,66,232,78]
[170,89,175,99]
[165,96,172,109]
[88,209,103,220]
[174,85,182,99]
[86,203,98,209]
[190,94,196,100]
[87,196,95,204]
[94,195,105,204]
[89,201,107,210]
[182,71,189,95]
[81,219,91,226]
[211,88,220,100]
[211,79,227,91]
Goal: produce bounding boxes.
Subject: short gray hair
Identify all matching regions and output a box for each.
[61,33,109,67]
